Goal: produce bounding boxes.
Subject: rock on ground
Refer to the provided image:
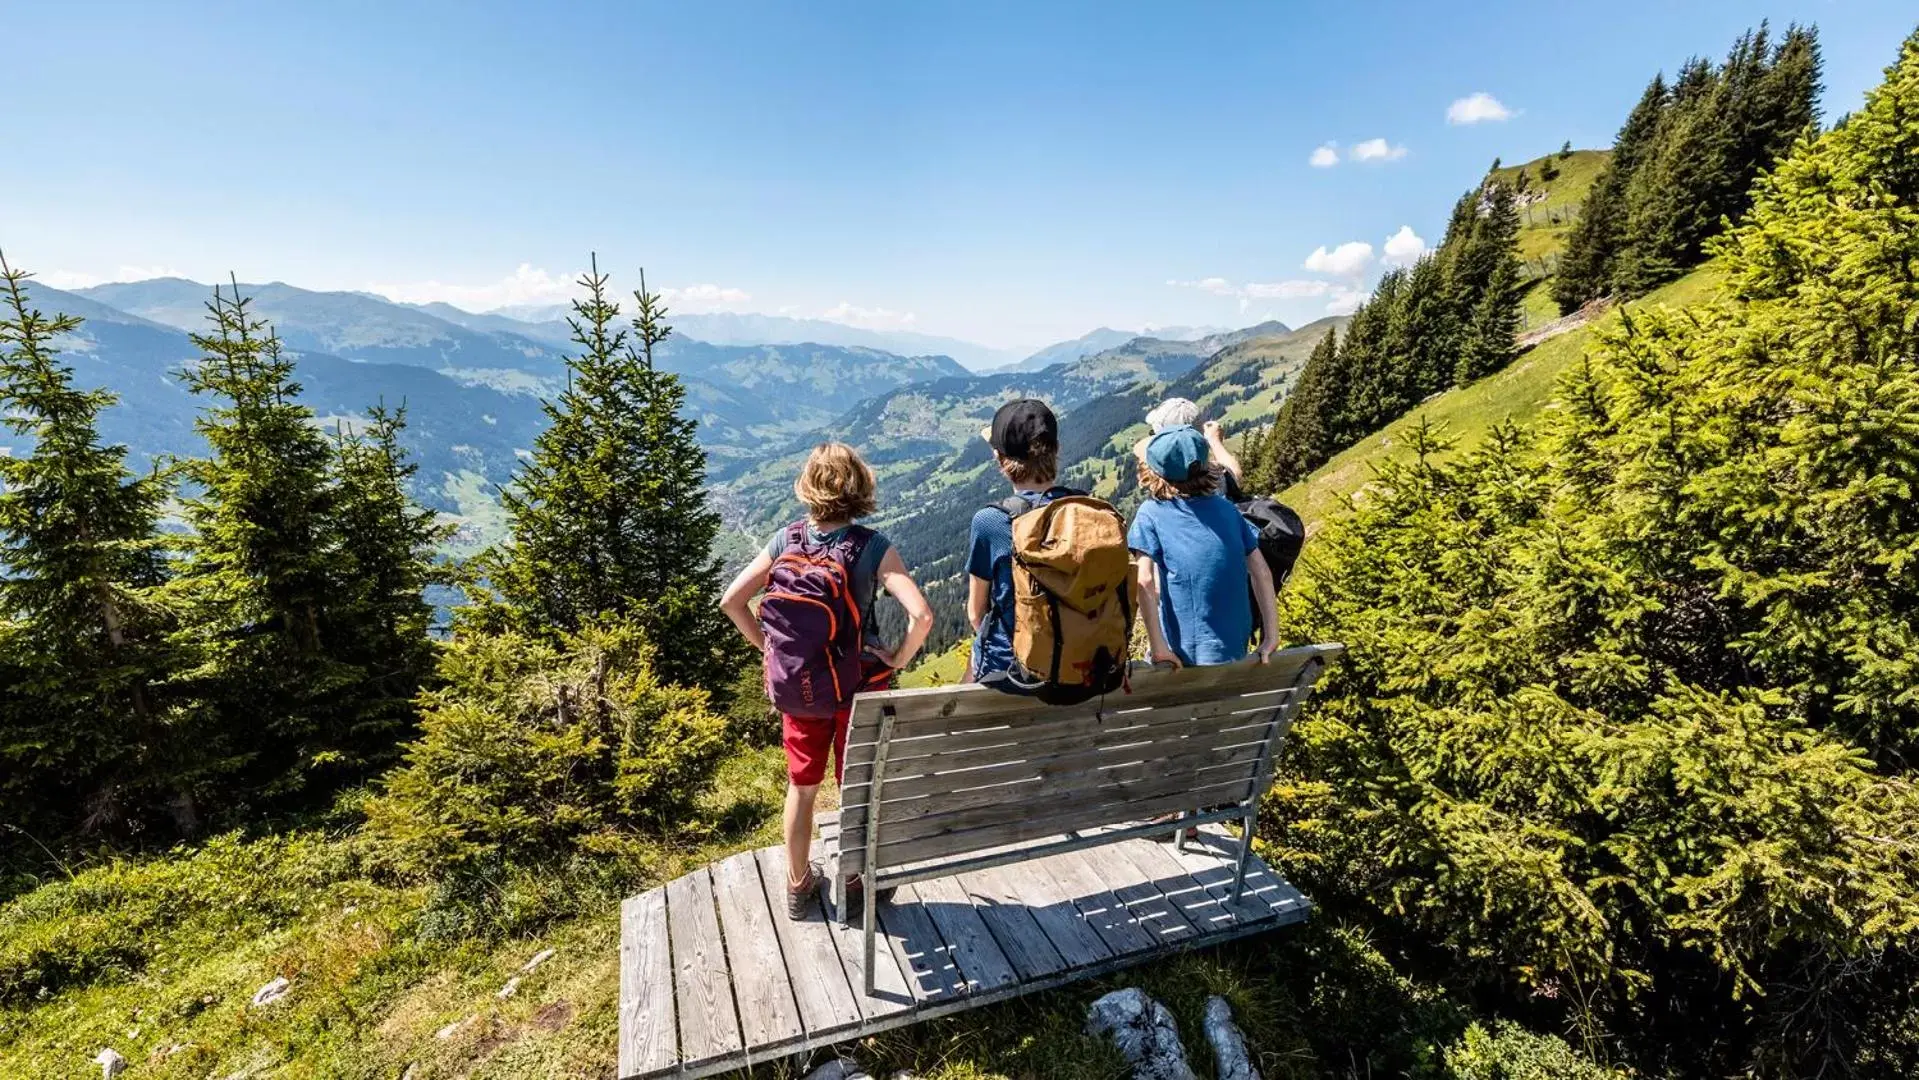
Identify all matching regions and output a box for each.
[1203,996,1260,1080]
[250,976,292,1007]
[1085,988,1198,1080]
[93,1048,127,1078]
[803,1060,873,1080]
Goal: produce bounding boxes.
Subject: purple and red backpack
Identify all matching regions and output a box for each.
[759,522,875,718]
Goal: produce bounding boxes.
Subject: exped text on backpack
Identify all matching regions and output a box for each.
[997,492,1134,704]
[759,523,873,718]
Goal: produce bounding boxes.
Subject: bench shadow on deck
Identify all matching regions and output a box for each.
[618,818,1311,1079]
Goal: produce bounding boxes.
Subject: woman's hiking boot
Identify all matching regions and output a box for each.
[787,862,823,920]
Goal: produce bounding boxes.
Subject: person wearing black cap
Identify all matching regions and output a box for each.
[966,398,1072,684]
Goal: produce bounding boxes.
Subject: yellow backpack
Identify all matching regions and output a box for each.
[996,492,1134,703]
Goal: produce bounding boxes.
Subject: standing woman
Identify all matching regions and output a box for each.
[719,442,933,918]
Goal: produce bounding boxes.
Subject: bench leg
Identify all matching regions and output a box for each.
[1231,805,1258,904]
[831,860,846,925]
[861,870,878,996]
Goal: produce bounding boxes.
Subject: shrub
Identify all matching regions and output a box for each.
[720,660,779,748]
[1446,1021,1624,1080]
[1268,32,1919,1077]
[363,621,728,879]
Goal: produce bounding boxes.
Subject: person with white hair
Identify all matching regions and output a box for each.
[1144,397,1245,501]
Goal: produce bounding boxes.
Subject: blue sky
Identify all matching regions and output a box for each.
[5,0,1913,350]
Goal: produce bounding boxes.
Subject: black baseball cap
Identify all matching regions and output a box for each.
[982,398,1058,461]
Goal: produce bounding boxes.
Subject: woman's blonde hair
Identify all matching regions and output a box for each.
[1136,456,1223,501]
[795,442,877,522]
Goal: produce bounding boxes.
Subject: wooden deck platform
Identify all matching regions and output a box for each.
[617,820,1311,1079]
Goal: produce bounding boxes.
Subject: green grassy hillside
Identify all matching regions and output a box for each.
[1491,148,1610,266]
[1280,260,1724,526]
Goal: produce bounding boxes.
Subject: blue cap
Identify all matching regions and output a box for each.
[1144,424,1210,482]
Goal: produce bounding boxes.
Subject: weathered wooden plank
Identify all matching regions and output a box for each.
[871,777,1259,863]
[1121,836,1239,934]
[818,872,917,1019]
[877,883,968,1003]
[844,647,1335,740]
[942,868,1069,981]
[840,748,1267,856]
[1164,825,1314,924]
[710,852,805,1056]
[1043,849,1161,956]
[749,846,864,1041]
[913,874,1023,994]
[665,868,744,1069]
[1083,840,1203,945]
[869,736,1271,813]
[618,888,676,1080]
[961,857,1111,971]
[842,696,1275,784]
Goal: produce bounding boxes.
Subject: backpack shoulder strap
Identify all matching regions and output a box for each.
[995,494,1034,520]
[780,519,808,552]
[834,523,877,566]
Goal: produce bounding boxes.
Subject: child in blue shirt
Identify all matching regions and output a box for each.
[1128,425,1279,667]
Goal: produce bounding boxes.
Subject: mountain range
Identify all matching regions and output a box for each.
[476,304,1022,372]
[12,274,1316,587]
[1000,324,1233,373]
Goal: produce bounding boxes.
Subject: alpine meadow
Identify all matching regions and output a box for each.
[4,7,1919,1080]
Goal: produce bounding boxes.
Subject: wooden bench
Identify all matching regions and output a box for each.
[616,642,1343,1078]
[830,642,1341,994]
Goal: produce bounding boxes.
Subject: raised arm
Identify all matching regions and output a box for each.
[719,551,773,653]
[874,547,934,671]
[1246,551,1279,660]
[1203,420,1243,482]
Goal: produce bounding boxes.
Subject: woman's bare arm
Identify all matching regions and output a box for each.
[719,552,773,653]
[873,547,934,671]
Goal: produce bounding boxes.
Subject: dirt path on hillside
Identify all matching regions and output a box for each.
[1517,297,1612,351]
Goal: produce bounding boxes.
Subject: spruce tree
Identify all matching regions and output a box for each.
[1553,74,1669,313]
[1249,325,1340,490]
[474,260,741,692]
[328,402,447,761]
[174,282,358,804]
[1617,58,1721,292]
[1400,253,1460,399]
[0,254,175,840]
[1451,181,1524,383]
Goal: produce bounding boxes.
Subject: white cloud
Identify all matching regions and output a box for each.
[1169,276,1357,312]
[1302,241,1375,278]
[1165,277,1239,297]
[365,264,753,315]
[1325,285,1369,315]
[1350,137,1409,163]
[39,264,187,289]
[1381,225,1428,267]
[1242,280,1338,300]
[1309,143,1339,168]
[370,263,580,311]
[1447,92,1513,125]
[661,283,753,313]
[821,301,917,331]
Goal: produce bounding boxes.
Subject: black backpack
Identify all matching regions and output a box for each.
[1238,497,1305,591]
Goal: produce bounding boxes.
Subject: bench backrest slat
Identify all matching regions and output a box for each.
[837,643,1340,877]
